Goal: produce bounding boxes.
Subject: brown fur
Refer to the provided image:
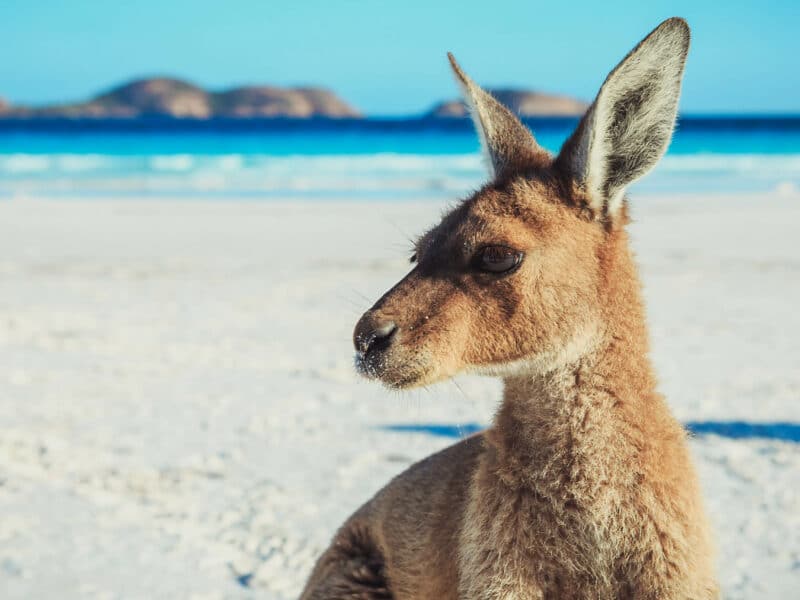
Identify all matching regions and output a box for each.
[301,18,716,599]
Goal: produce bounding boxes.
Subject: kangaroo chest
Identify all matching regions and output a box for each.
[456,467,628,600]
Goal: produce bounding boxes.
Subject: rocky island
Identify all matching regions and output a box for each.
[0,78,361,119]
[0,81,588,120]
[428,88,588,118]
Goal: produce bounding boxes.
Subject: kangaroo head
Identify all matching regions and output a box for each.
[354,18,690,389]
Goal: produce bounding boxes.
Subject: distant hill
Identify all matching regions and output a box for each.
[1,78,361,119]
[212,86,358,118]
[428,88,588,118]
[0,81,588,120]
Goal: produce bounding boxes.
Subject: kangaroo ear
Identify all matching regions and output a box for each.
[447,53,549,181]
[556,18,690,220]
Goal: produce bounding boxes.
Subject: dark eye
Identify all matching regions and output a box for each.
[409,253,417,264]
[473,245,524,274]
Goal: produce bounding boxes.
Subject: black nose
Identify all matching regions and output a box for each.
[354,318,397,356]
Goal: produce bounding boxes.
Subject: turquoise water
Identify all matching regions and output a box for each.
[0,117,798,199]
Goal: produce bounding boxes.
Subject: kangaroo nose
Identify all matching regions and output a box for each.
[354,317,397,356]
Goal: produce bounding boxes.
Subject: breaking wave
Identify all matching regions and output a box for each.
[0,152,798,199]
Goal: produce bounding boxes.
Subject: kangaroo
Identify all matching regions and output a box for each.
[300,17,717,600]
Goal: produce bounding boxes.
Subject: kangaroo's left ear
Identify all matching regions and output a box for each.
[555,17,690,220]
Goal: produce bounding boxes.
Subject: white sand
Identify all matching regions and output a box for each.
[0,194,798,599]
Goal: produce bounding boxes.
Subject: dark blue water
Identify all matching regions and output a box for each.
[1,115,799,155]
[1,116,798,198]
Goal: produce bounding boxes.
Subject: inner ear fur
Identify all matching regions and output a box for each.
[555,17,690,220]
[447,53,550,181]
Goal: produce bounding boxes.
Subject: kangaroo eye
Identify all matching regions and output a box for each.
[473,245,524,274]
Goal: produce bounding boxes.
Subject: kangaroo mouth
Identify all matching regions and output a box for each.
[354,344,431,390]
[354,347,387,380]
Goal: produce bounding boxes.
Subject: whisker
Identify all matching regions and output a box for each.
[451,379,477,439]
[347,288,373,304]
[334,292,365,308]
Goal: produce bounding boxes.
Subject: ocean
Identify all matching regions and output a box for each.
[0,116,798,200]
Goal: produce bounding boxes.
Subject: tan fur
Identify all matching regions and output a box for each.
[300,17,717,599]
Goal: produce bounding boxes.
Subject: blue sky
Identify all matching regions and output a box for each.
[0,0,797,114]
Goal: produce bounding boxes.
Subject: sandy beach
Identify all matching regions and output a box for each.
[0,193,798,599]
